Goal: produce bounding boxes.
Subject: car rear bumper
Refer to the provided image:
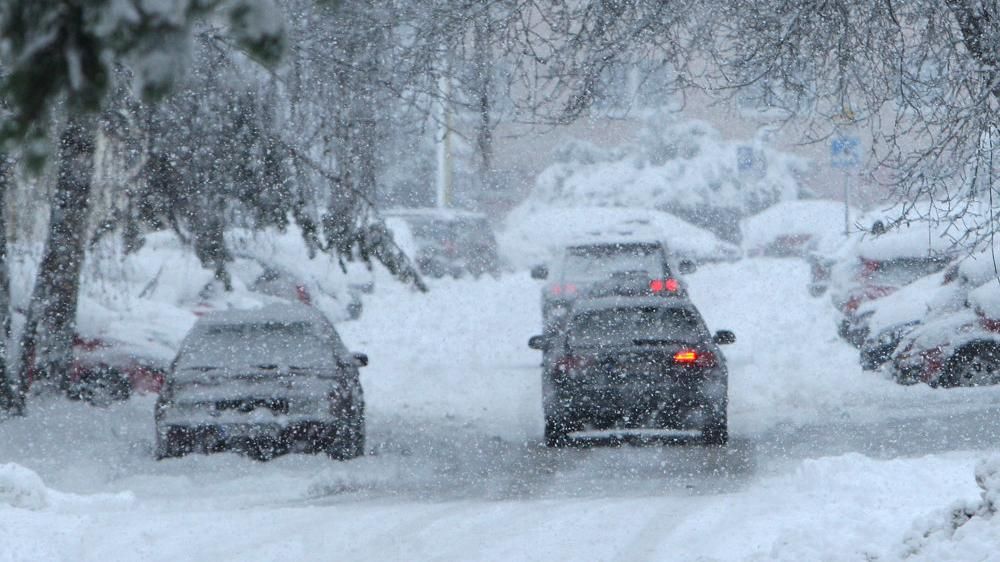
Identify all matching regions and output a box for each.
[547,378,726,430]
[157,420,336,453]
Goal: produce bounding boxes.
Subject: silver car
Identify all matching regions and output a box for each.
[155,304,367,461]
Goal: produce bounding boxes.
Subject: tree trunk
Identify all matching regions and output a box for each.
[0,154,16,414]
[473,16,497,197]
[17,113,97,401]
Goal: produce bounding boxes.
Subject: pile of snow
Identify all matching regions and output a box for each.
[902,456,1000,560]
[0,463,50,510]
[528,117,808,216]
[846,201,961,262]
[499,204,741,269]
[741,199,856,256]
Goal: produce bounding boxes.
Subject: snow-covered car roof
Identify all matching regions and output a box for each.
[858,267,960,336]
[500,205,741,269]
[957,247,1000,287]
[741,199,857,256]
[843,201,958,262]
[969,281,1000,319]
[382,207,488,221]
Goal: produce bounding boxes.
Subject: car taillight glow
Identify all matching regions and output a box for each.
[980,313,1000,333]
[550,283,578,296]
[555,355,589,373]
[295,284,312,305]
[673,350,697,363]
[673,349,717,368]
[650,278,680,293]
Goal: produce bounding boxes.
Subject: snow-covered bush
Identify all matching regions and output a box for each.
[901,456,1000,560]
[0,463,50,510]
[524,114,809,241]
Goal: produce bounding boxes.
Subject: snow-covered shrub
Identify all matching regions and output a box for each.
[901,456,1000,560]
[0,463,50,510]
[523,114,809,241]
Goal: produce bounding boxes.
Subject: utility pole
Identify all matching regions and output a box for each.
[435,66,452,209]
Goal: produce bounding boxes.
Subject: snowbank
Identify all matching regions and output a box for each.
[0,463,50,510]
[741,199,856,256]
[902,456,1000,561]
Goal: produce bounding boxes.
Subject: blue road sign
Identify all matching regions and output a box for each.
[831,136,861,169]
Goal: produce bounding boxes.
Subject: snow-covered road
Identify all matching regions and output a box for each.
[2,258,999,561]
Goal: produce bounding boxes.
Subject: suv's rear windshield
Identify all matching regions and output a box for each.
[176,321,335,372]
[569,306,705,346]
[563,244,668,282]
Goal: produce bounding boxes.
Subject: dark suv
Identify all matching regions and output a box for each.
[529,296,735,447]
[532,241,692,334]
[155,304,368,461]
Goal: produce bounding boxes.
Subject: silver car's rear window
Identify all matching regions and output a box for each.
[176,321,335,372]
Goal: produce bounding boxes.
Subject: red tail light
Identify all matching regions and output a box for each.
[550,283,578,296]
[981,314,1000,333]
[673,349,716,368]
[295,284,312,305]
[650,278,680,293]
[555,355,589,374]
[842,295,862,313]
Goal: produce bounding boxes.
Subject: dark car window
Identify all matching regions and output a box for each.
[563,244,668,282]
[569,306,706,346]
[176,321,336,372]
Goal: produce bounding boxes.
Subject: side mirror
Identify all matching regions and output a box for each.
[528,335,548,350]
[678,259,697,275]
[808,283,827,297]
[352,352,369,367]
[713,330,736,345]
[530,265,549,280]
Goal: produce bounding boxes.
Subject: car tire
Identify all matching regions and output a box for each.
[325,415,365,460]
[79,373,132,407]
[246,437,284,462]
[543,414,580,448]
[155,426,191,460]
[701,414,729,446]
[941,342,1000,388]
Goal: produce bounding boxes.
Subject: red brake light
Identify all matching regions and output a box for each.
[551,283,578,296]
[980,313,1000,333]
[673,350,697,363]
[650,278,679,293]
[295,284,312,305]
[555,355,589,374]
[673,349,716,368]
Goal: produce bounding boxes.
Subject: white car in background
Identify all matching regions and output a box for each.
[500,205,741,272]
[741,199,858,258]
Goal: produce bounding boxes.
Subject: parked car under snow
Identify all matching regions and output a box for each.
[889,258,1000,387]
[384,208,501,279]
[154,304,368,461]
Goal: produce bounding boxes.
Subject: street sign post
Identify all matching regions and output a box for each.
[831,135,861,236]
